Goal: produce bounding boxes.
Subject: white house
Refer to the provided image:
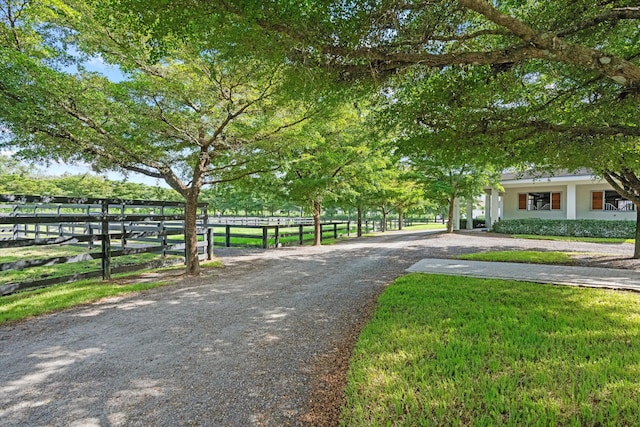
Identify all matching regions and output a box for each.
[483,170,636,227]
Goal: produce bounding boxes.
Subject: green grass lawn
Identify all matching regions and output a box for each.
[512,234,635,244]
[341,274,640,426]
[402,223,447,231]
[0,251,182,285]
[0,244,94,264]
[457,250,577,265]
[0,275,168,324]
[0,259,223,324]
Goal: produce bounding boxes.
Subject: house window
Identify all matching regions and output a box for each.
[518,192,561,210]
[592,190,635,211]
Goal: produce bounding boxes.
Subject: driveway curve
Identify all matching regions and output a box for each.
[0,231,634,426]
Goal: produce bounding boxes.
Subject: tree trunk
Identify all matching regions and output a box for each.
[635,204,640,259]
[313,200,322,246]
[357,205,363,237]
[398,208,403,231]
[184,194,201,275]
[381,208,387,232]
[447,197,455,233]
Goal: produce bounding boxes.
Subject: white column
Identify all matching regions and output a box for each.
[466,200,474,230]
[485,190,492,227]
[490,189,500,227]
[566,183,577,220]
[452,198,460,231]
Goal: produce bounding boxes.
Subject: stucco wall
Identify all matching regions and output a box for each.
[576,184,636,221]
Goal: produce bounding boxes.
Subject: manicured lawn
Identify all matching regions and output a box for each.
[402,223,447,231]
[0,260,223,324]
[457,250,577,264]
[341,274,640,426]
[513,234,634,244]
[0,244,92,264]
[0,276,167,324]
[0,251,183,285]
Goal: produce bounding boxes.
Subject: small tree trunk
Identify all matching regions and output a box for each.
[381,207,387,232]
[398,208,403,231]
[357,205,363,237]
[313,200,322,246]
[184,194,201,275]
[447,197,455,233]
[634,204,640,259]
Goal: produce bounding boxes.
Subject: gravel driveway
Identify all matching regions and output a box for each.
[0,231,635,426]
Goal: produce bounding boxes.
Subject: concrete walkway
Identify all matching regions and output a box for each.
[407,259,640,292]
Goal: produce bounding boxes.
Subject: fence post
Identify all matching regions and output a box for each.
[12,205,18,239]
[120,203,127,250]
[274,225,280,247]
[57,205,63,238]
[101,200,111,280]
[262,227,268,249]
[32,205,38,240]
[159,206,166,258]
[333,223,338,239]
[204,206,213,260]
[225,224,231,248]
[299,224,304,245]
[347,220,351,236]
[87,205,93,249]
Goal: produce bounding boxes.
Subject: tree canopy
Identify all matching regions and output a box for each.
[3,0,640,263]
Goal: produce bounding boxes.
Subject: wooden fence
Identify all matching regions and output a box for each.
[214,222,353,248]
[210,218,420,248]
[0,195,210,295]
[1,195,438,295]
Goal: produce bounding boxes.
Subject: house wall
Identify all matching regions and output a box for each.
[502,185,567,220]
[501,181,636,221]
[576,184,636,220]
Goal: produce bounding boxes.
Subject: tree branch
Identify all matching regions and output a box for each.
[558,7,640,37]
[458,0,640,86]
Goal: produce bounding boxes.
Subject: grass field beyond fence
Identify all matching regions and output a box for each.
[341,274,640,426]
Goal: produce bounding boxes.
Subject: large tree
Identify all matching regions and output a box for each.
[0,0,316,274]
[115,1,640,86]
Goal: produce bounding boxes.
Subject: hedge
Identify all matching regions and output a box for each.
[491,219,636,238]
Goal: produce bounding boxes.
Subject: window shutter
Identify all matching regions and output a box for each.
[592,191,603,210]
[518,193,527,210]
[552,192,561,210]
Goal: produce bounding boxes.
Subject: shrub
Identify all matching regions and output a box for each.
[491,219,636,238]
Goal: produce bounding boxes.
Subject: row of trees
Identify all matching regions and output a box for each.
[0,154,466,236]
[2,1,638,271]
[0,156,180,200]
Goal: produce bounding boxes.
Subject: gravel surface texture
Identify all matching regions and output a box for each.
[0,230,636,426]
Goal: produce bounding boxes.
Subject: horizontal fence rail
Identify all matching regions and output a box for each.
[0,194,210,296]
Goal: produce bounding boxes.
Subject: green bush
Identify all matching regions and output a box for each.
[491,219,636,238]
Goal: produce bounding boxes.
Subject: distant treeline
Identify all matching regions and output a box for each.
[0,156,180,201]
